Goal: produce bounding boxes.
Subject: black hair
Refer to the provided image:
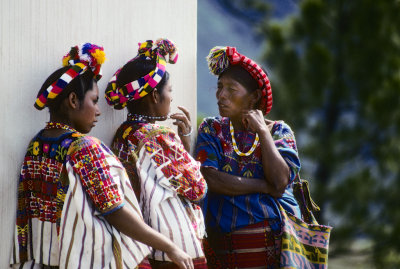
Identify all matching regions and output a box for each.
[116,56,169,97]
[219,65,259,93]
[37,67,96,115]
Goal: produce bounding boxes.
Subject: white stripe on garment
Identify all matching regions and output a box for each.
[58,150,150,269]
[137,146,205,261]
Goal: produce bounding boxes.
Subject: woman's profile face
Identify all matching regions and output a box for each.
[71,82,101,133]
[216,74,254,120]
[157,79,173,118]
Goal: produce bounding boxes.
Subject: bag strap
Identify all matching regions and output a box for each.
[292,173,320,224]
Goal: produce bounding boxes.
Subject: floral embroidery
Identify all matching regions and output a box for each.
[49,144,58,158]
[61,138,72,148]
[123,126,133,139]
[196,149,209,164]
[43,143,50,153]
[71,133,83,138]
[195,117,300,180]
[32,141,40,155]
[194,116,302,233]
[222,163,232,172]
[243,169,253,178]
[16,131,78,257]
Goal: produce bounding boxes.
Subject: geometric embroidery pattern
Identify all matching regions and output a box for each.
[16,131,77,260]
[112,121,206,202]
[68,136,122,213]
[141,128,206,202]
[280,208,332,268]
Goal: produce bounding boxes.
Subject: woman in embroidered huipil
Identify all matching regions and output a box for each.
[105,39,208,269]
[194,46,302,268]
[11,43,193,269]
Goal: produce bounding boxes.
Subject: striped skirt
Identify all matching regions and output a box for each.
[204,220,281,269]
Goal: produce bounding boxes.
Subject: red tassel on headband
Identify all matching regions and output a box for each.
[207,46,273,115]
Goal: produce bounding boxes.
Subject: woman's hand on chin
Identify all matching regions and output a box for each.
[242,109,268,134]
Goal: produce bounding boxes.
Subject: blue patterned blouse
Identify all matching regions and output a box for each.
[195,117,301,233]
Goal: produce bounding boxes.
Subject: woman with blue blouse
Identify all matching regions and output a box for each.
[195,46,302,268]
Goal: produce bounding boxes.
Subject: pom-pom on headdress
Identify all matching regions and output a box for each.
[34,43,106,110]
[206,46,273,115]
[104,38,178,110]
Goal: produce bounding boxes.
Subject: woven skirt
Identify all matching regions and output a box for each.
[204,220,281,269]
[149,257,208,269]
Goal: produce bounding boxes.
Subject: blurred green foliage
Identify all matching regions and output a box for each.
[216,0,400,267]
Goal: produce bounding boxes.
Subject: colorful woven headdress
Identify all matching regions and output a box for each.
[104,38,178,110]
[206,46,273,115]
[34,43,106,110]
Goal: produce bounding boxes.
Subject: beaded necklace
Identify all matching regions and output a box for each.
[229,120,259,156]
[45,122,77,133]
[127,113,168,122]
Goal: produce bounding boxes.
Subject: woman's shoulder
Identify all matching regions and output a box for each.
[25,130,84,158]
[68,133,112,155]
[117,122,173,141]
[134,123,176,142]
[270,120,296,138]
[198,116,226,135]
[200,116,224,125]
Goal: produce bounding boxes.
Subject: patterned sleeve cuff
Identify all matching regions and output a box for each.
[101,202,124,216]
[68,136,124,213]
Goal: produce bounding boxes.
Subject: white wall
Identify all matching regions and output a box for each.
[0,0,197,266]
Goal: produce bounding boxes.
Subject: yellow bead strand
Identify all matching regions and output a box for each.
[229,120,259,156]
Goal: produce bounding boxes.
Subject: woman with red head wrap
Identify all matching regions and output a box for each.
[195,46,302,268]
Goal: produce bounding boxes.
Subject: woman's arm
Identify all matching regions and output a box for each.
[243,110,290,197]
[68,137,193,269]
[201,166,282,197]
[105,206,193,269]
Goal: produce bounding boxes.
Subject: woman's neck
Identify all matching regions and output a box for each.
[229,117,246,132]
[49,116,72,126]
[42,117,74,138]
[128,103,166,124]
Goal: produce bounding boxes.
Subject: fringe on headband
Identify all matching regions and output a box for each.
[206,46,230,76]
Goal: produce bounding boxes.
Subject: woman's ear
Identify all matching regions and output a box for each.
[250,89,262,109]
[67,92,79,109]
[151,89,160,104]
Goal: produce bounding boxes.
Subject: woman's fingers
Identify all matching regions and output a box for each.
[172,118,187,130]
[177,106,191,121]
[170,113,190,126]
[170,107,192,138]
[242,109,266,132]
[179,259,194,269]
[166,247,193,269]
[170,115,191,136]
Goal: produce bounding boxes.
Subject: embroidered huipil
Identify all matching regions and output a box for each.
[195,117,301,233]
[112,121,207,261]
[11,131,150,268]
